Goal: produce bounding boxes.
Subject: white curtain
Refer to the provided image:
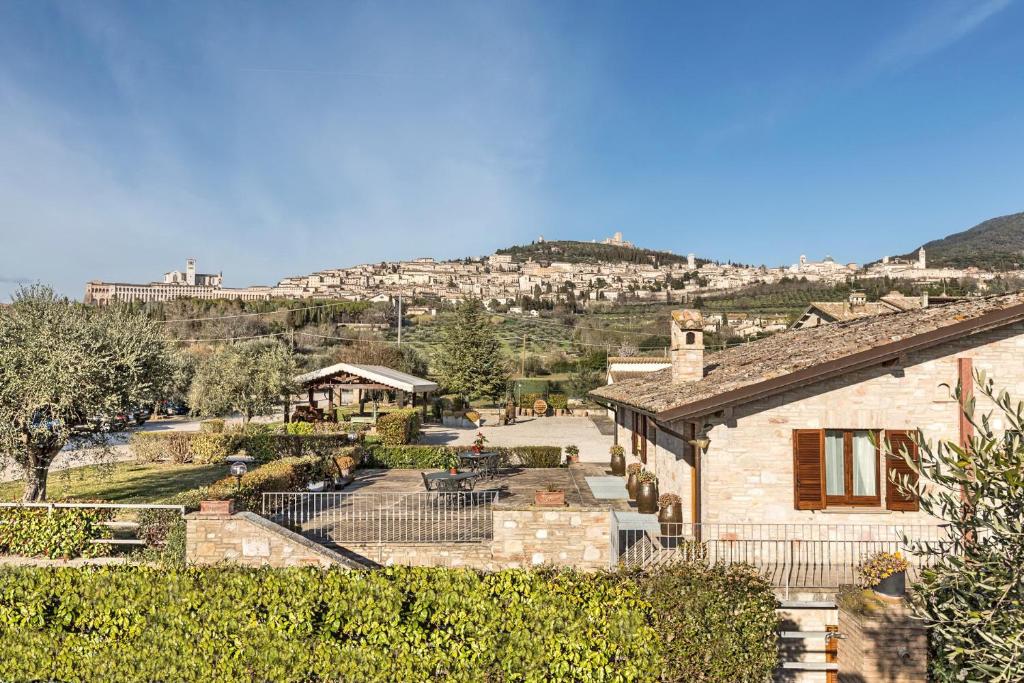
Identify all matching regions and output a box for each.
[825,431,844,496]
[852,431,876,497]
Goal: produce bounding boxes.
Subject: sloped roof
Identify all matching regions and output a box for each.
[591,292,1024,420]
[807,301,892,322]
[294,363,438,393]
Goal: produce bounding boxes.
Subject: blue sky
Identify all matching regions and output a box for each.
[1,1,1022,299]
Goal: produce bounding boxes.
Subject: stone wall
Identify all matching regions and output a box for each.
[345,506,611,571]
[838,601,928,683]
[186,509,361,568]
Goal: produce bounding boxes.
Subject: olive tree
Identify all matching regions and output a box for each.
[0,286,170,501]
[188,339,296,424]
[899,372,1024,682]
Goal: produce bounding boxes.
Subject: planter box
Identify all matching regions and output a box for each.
[199,499,233,516]
[534,490,566,507]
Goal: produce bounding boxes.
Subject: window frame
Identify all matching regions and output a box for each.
[823,428,881,508]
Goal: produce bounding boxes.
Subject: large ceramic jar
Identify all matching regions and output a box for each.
[874,570,906,598]
[626,471,640,500]
[658,502,683,537]
[636,481,659,514]
[610,449,626,476]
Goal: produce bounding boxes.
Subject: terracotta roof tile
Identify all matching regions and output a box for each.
[591,291,1024,416]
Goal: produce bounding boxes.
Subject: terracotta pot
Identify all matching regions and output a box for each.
[535,489,565,507]
[658,502,683,536]
[449,467,458,475]
[610,450,626,476]
[566,453,579,464]
[636,481,659,514]
[626,471,639,500]
[874,570,906,598]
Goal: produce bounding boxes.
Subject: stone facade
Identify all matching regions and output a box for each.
[346,506,611,571]
[186,510,360,568]
[837,601,928,683]
[618,323,1024,527]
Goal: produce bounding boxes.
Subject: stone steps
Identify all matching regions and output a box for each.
[775,599,837,683]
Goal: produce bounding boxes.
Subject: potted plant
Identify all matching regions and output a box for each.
[610,444,626,476]
[442,449,460,475]
[860,551,910,598]
[565,444,580,465]
[471,432,488,455]
[626,463,642,500]
[636,470,659,514]
[657,493,683,536]
[535,483,565,507]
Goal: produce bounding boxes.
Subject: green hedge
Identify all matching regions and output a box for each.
[364,445,562,469]
[0,506,112,559]
[130,431,354,465]
[375,408,422,446]
[0,565,658,682]
[0,563,778,682]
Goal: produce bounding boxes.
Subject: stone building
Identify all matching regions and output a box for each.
[591,292,1024,527]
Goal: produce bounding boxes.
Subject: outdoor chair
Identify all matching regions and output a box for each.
[421,472,438,492]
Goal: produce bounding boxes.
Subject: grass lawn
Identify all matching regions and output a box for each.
[0,461,229,503]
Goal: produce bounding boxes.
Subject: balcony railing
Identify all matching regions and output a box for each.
[611,519,947,590]
[261,491,499,545]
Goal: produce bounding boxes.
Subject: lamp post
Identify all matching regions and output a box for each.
[226,451,255,492]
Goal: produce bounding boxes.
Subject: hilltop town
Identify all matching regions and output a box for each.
[84,231,1003,313]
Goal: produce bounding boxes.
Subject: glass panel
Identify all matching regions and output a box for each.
[852,430,877,497]
[825,430,845,496]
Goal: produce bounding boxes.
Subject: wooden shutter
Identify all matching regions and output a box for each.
[793,429,825,510]
[640,415,648,464]
[886,430,920,512]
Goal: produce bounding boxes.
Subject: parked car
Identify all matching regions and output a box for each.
[161,401,189,416]
[129,406,152,426]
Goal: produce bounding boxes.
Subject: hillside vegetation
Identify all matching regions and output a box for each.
[496,240,702,267]
[898,211,1024,270]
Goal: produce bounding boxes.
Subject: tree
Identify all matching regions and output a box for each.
[331,342,427,378]
[433,299,509,403]
[568,364,603,399]
[900,373,1024,682]
[188,339,296,424]
[0,286,170,501]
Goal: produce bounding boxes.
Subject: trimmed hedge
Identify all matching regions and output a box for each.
[364,445,562,469]
[0,506,112,559]
[0,563,778,682]
[375,408,422,446]
[0,565,658,682]
[130,430,354,465]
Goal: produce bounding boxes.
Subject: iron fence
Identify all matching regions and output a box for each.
[612,519,948,590]
[261,491,498,545]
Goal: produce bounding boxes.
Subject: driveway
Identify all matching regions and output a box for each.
[420,415,613,463]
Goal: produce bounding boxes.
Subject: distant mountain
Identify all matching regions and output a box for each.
[495,240,704,267]
[899,211,1024,270]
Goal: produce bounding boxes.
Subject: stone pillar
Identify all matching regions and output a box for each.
[837,600,928,683]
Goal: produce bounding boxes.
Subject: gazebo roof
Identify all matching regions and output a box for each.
[293,362,439,393]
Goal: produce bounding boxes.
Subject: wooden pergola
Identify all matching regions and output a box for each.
[288,362,439,422]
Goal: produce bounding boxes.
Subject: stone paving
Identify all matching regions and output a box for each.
[419,414,614,463]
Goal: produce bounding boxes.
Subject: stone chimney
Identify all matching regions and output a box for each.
[920,292,929,308]
[670,309,705,383]
[849,290,867,307]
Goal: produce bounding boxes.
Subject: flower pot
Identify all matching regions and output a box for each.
[873,570,906,598]
[449,467,458,475]
[658,502,683,536]
[626,472,639,500]
[610,450,626,476]
[535,490,565,507]
[566,454,579,465]
[636,481,659,514]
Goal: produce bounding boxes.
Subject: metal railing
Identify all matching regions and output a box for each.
[0,502,185,548]
[612,519,947,590]
[262,491,499,545]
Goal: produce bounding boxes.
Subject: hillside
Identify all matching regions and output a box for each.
[898,211,1024,270]
[496,240,703,267]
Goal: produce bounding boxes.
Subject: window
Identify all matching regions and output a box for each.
[794,428,915,511]
[824,430,880,506]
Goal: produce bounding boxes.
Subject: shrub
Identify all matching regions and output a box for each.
[363,445,563,469]
[199,419,225,434]
[283,421,315,436]
[191,432,237,464]
[505,446,561,468]
[375,408,422,446]
[637,561,779,682]
[0,506,112,559]
[0,565,660,682]
[129,432,195,463]
[548,393,568,410]
[135,509,187,567]
[519,392,543,409]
